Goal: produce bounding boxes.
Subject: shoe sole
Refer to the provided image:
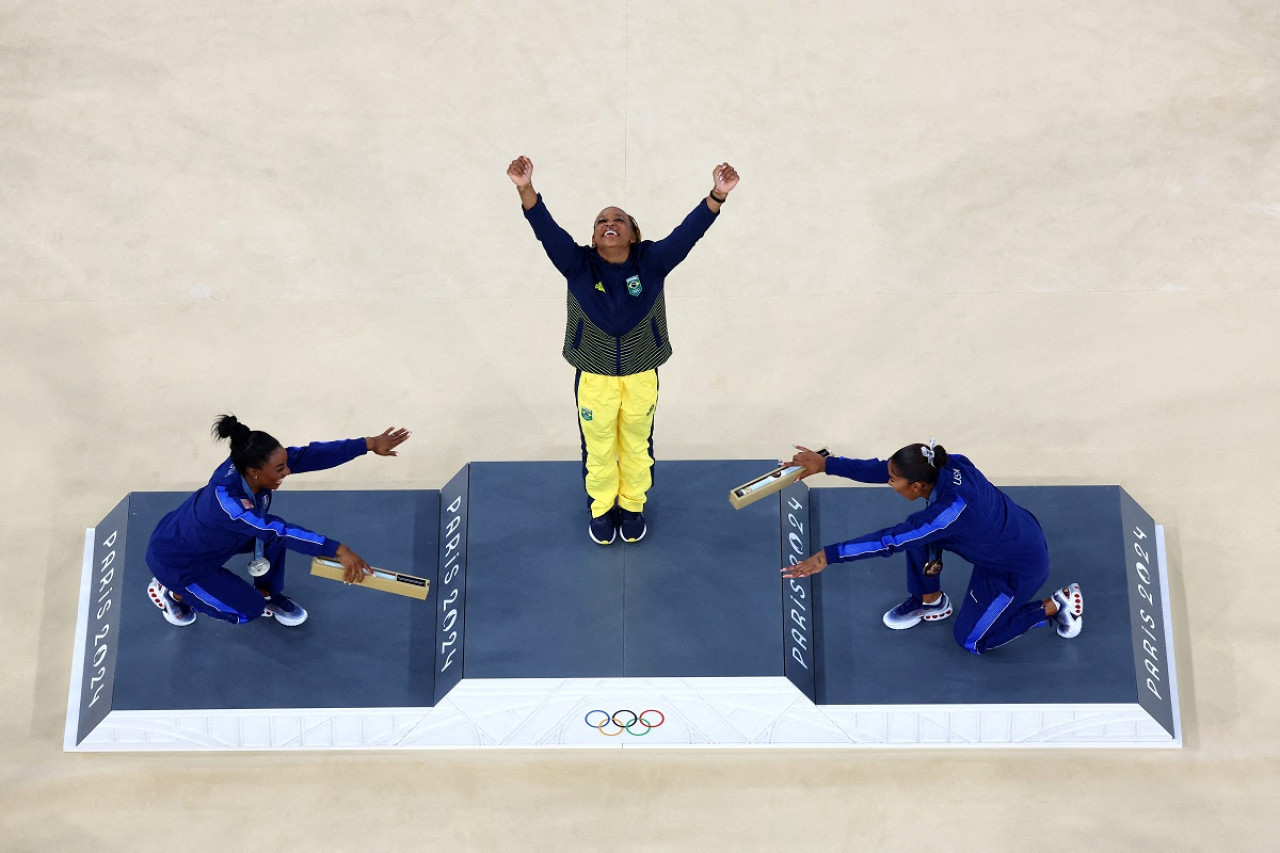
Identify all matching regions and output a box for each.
[266,608,307,627]
[621,526,646,543]
[147,581,195,627]
[588,524,617,545]
[883,603,953,630]
[263,596,308,627]
[1054,584,1083,638]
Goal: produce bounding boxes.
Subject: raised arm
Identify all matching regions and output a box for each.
[510,155,588,278]
[789,448,889,484]
[508,155,538,211]
[646,162,741,274]
[704,162,739,214]
[287,428,411,474]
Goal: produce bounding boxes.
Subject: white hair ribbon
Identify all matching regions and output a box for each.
[921,438,938,467]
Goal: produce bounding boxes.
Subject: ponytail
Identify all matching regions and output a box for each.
[889,440,949,485]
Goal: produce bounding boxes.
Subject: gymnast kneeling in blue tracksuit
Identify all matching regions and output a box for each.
[782,442,1083,654]
[145,414,411,628]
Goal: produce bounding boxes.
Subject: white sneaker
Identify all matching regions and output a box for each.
[147,578,196,627]
[1051,583,1083,638]
[883,593,953,630]
[263,593,308,627]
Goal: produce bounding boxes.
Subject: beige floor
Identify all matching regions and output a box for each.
[4,1,1278,849]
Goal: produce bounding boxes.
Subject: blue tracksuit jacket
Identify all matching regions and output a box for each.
[821,454,1048,578]
[146,438,367,586]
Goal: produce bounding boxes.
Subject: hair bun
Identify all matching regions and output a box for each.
[210,415,282,473]
[212,413,252,445]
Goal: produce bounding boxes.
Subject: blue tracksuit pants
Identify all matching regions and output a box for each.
[907,557,1051,655]
[150,537,287,625]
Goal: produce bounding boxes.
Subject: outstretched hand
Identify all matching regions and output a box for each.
[782,550,828,579]
[712,162,740,196]
[366,427,412,457]
[507,156,533,188]
[788,445,827,481]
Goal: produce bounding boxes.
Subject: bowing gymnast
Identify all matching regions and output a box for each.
[145,414,410,628]
[782,442,1083,654]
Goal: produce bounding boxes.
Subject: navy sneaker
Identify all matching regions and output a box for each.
[147,578,196,627]
[589,509,618,545]
[263,592,308,627]
[882,593,953,630]
[619,508,647,543]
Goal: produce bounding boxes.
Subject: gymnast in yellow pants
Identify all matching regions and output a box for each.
[575,369,659,539]
[509,155,740,543]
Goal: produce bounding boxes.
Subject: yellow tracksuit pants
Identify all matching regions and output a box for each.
[575,369,659,519]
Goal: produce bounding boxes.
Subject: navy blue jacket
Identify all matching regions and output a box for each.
[523,195,718,335]
[146,438,367,584]
[821,454,1048,578]
[523,195,719,375]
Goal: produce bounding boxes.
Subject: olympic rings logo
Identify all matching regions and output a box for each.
[584,709,665,737]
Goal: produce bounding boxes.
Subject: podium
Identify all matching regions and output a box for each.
[66,461,1180,750]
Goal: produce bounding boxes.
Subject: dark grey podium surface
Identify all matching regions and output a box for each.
[68,463,1179,750]
[110,490,438,712]
[463,460,786,679]
[813,485,1137,705]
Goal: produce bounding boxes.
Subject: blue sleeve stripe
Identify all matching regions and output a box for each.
[214,487,326,548]
[836,497,968,561]
[962,592,1014,655]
